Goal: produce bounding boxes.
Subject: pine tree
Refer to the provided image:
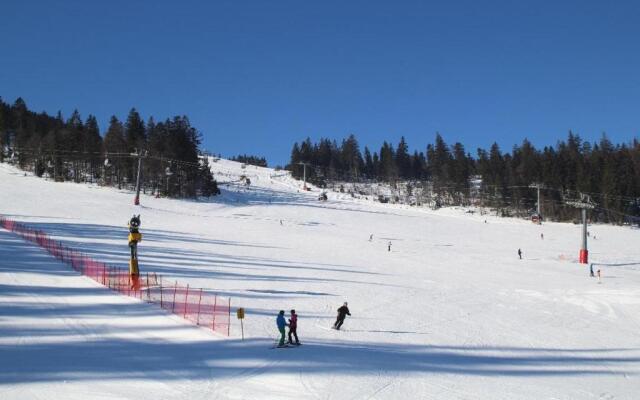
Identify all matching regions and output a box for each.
[199,156,220,197]
[0,98,5,162]
[289,142,302,178]
[84,115,103,181]
[103,116,127,188]
[379,141,397,182]
[428,133,452,194]
[341,134,362,180]
[363,146,373,178]
[450,142,470,200]
[411,151,426,180]
[125,108,146,152]
[124,108,146,181]
[395,136,410,179]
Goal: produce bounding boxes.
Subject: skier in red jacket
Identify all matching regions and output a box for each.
[288,310,300,345]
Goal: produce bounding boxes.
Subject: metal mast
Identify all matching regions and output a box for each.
[133,150,147,205]
[565,194,595,264]
[528,183,545,217]
[298,162,310,190]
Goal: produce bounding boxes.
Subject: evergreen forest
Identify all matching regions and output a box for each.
[288,133,640,224]
[0,97,219,198]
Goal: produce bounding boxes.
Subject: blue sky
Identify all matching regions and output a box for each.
[1,1,639,166]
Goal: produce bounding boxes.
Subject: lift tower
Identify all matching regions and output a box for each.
[565,194,595,264]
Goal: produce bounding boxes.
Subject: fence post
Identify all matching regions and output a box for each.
[146,272,150,301]
[159,276,163,308]
[196,288,203,325]
[212,295,218,332]
[172,281,177,313]
[183,284,190,318]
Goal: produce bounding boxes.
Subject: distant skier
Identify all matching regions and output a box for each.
[369,234,373,242]
[590,263,595,277]
[388,241,392,252]
[276,310,288,347]
[280,219,283,226]
[597,269,602,283]
[518,248,522,259]
[540,233,544,240]
[333,302,351,330]
[288,309,300,345]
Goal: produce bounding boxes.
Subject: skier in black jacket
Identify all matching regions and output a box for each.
[333,302,351,330]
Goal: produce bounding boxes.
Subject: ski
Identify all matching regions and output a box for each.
[270,343,301,349]
[270,344,293,349]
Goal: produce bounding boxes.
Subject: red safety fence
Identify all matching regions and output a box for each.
[0,215,231,336]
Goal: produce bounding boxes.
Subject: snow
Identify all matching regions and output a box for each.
[1,160,640,399]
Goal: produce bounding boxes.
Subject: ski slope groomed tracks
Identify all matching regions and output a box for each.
[1,161,640,399]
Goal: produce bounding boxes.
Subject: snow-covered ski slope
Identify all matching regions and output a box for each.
[1,160,640,400]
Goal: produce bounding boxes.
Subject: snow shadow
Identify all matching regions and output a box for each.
[0,235,78,277]
[1,337,639,385]
[2,220,389,290]
[247,289,335,296]
[217,184,413,218]
[593,261,640,268]
[17,221,282,250]
[2,228,640,384]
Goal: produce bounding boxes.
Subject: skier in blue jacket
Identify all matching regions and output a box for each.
[276,310,288,346]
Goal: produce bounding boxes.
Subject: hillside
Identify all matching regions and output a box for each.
[1,159,639,399]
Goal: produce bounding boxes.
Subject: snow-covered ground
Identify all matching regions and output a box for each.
[1,160,640,399]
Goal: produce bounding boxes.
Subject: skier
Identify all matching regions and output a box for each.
[590,263,595,277]
[540,233,544,240]
[288,309,300,345]
[597,269,602,283]
[369,234,373,242]
[518,248,522,259]
[388,241,392,252]
[333,302,351,330]
[276,310,288,347]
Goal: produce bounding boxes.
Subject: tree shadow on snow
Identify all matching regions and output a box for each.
[4,221,389,289]
[1,336,638,385]
[2,229,640,385]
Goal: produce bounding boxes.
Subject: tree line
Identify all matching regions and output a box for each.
[288,133,640,224]
[230,154,268,168]
[0,97,219,198]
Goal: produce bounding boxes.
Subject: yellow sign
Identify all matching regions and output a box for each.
[236,308,245,319]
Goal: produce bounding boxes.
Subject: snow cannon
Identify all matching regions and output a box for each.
[128,215,142,288]
[129,258,140,276]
